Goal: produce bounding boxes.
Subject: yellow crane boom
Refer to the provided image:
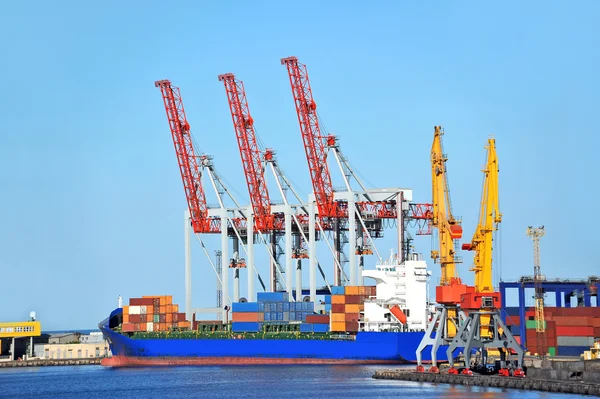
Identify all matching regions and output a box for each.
[430,126,463,291]
[462,138,501,296]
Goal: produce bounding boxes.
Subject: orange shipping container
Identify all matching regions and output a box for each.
[173,304,179,313]
[345,286,359,295]
[593,318,600,328]
[166,296,172,305]
[146,306,153,314]
[331,313,345,322]
[345,304,363,313]
[332,295,346,304]
[178,321,190,329]
[331,321,346,332]
[123,306,129,315]
[552,316,593,326]
[123,314,130,323]
[160,306,166,314]
[160,297,166,306]
[232,312,262,322]
[166,313,173,323]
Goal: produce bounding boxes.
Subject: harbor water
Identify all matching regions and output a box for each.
[0,365,584,398]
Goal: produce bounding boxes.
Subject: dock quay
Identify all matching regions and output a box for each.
[373,361,600,397]
[0,358,103,368]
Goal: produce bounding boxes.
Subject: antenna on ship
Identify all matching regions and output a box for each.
[118,295,122,308]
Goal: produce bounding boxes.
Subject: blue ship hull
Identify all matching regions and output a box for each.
[99,309,448,366]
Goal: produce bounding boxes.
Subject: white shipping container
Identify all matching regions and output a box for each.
[129,306,141,315]
[141,306,147,314]
[147,322,154,332]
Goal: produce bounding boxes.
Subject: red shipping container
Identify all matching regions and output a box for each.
[173,313,179,323]
[560,308,600,317]
[556,325,594,336]
[129,314,141,323]
[593,318,600,328]
[345,313,359,323]
[153,298,160,307]
[345,295,362,304]
[345,321,359,332]
[130,298,154,306]
[140,314,147,323]
[594,327,600,337]
[159,314,166,323]
[332,304,345,313]
[506,316,521,326]
[179,313,187,321]
[122,323,135,332]
[552,316,593,326]
[306,315,330,324]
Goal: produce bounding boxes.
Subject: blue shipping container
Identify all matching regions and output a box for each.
[258,303,265,312]
[289,312,297,321]
[325,304,332,312]
[231,322,262,333]
[276,312,284,321]
[557,346,589,356]
[331,286,345,295]
[283,302,290,312]
[324,295,331,304]
[257,292,287,302]
[313,324,329,333]
[302,302,314,311]
[232,302,260,313]
[276,302,284,312]
[300,323,314,333]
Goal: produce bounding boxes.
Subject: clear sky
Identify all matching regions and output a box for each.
[1,1,598,329]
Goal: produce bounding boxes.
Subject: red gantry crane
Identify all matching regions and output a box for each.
[154,80,221,234]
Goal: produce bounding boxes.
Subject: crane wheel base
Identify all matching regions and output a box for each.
[513,368,526,378]
[461,369,473,376]
[416,365,425,373]
[448,367,459,375]
[428,366,440,373]
[498,368,510,377]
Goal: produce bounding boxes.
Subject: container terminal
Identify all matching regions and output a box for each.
[4,55,598,389]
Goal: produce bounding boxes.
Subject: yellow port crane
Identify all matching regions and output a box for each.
[446,137,524,377]
[417,126,469,373]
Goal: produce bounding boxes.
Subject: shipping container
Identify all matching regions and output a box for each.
[129,306,141,315]
[324,295,331,304]
[556,326,594,336]
[231,322,262,333]
[276,302,284,312]
[283,302,290,312]
[123,314,130,323]
[325,304,332,312]
[556,346,589,356]
[345,321,359,332]
[345,304,363,314]
[345,286,359,295]
[153,298,160,307]
[557,336,595,347]
[345,313,359,323]
[122,323,135,332]
[332,304,345,313]
[331,286,345,295]
[306,315,330,324]
[313,324,329,333]
[166,313,173,323]
[331,313,345,323]
[300,323,314,333]
[331,321,346,331]
[178,321,190,329]
[332,295,345,304]
[146,305,154,314]
[551,316,593,326]
[130,298,154,306]
[159,314,166,323]
[345,295,362,305]
[130,314,141,323]
[595,327,600,337]
[257,292,287,302]
[525,320,547,329]
[154,314,160,323]
[232,302,260,313]
[140,314,147,323]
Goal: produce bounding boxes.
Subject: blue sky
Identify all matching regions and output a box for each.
[0,1,598,329]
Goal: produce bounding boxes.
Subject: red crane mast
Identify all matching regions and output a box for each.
[218,73,275,231]
[281,56,343,219]
[154,79,219,234]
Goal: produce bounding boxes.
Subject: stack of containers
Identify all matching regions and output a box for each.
[523,307,600,356]
[230,292,315,333]
[231,302,263,333]
[329,285,377,333]
[301,315,330,333]
[121,295,190,333]
[323,295,332,314]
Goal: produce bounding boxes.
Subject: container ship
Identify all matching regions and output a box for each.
[100,252,450,366]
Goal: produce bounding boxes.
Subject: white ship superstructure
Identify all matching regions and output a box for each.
[361,250,431,332]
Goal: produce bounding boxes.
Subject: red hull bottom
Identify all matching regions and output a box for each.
[102,355,404,367]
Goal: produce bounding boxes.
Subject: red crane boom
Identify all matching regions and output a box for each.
[154,79,219,234]
[281,56,343,219]
[218,73,274,231]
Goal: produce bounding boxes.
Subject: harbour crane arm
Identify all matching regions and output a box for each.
[462,139,501,294]
[218,73,274,231]
[154,80,219,234]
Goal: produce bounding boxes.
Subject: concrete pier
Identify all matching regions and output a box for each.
[0,358,103,367]
[373,368,600,396]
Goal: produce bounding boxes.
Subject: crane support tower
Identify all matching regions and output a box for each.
[527,225,546,358]
[446,138,524,377]
[416,126,469,373]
